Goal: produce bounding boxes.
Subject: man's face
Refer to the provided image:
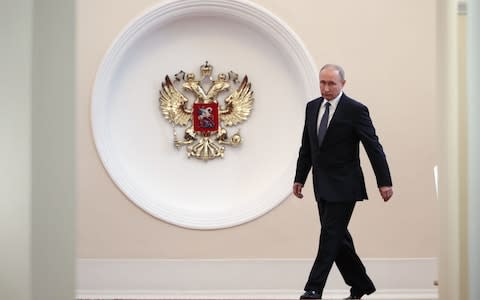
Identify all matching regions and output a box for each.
[319,68,345,100]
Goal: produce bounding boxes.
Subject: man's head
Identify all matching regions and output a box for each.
[319,64,346,100]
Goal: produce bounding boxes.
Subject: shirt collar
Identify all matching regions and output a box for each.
[322,91,342,109]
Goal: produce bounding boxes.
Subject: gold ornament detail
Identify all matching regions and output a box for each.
[159,62,254,160]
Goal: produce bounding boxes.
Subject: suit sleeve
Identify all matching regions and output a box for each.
[294,105,312,184]
[355,105,392,187]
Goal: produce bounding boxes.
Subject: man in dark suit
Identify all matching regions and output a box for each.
[293,64,393,300]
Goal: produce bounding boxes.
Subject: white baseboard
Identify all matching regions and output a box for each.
[76,258,438,299]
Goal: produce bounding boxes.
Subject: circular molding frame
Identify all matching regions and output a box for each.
[91,0,318,229]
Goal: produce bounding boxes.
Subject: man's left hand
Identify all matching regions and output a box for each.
[379,186,393,202]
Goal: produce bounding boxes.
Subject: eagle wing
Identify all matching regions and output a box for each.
[159,75,191,126]
[220,76,254,126]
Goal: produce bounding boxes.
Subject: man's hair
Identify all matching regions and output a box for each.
[320,64,345,81]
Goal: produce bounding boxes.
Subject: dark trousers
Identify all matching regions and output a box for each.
[304,200,375,296]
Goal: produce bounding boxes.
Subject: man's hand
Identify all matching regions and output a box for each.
[293,182,304,199]
[379,186,393,202]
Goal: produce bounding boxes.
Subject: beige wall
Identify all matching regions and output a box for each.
[77,0,439,258]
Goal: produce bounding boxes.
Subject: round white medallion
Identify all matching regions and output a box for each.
[91,0,318,229]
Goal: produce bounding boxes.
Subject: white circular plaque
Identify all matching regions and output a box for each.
[91,0,318,229]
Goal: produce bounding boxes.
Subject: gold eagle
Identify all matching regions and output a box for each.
[159,74,254,128]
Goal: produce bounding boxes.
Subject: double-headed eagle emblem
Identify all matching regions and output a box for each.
[159,62,254,160]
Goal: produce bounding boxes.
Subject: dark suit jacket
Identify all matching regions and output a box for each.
[294,93,392,202]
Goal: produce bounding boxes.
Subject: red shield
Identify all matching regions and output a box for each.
[193,103,219,133]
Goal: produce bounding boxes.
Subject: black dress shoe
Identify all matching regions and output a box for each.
[343,296,363,300]
[300,290,322,299]
[344,287,376,299]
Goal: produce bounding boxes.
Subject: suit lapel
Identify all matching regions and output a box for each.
[327,94,346,128]
[309,94,350,147]
[309,98,323,141]
[322,94,348,144]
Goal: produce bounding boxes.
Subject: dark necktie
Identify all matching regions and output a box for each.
[317,102,330,146]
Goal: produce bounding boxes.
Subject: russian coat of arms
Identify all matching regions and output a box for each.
[159,62,254,160]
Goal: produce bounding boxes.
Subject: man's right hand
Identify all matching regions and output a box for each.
[293,182,304,199]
